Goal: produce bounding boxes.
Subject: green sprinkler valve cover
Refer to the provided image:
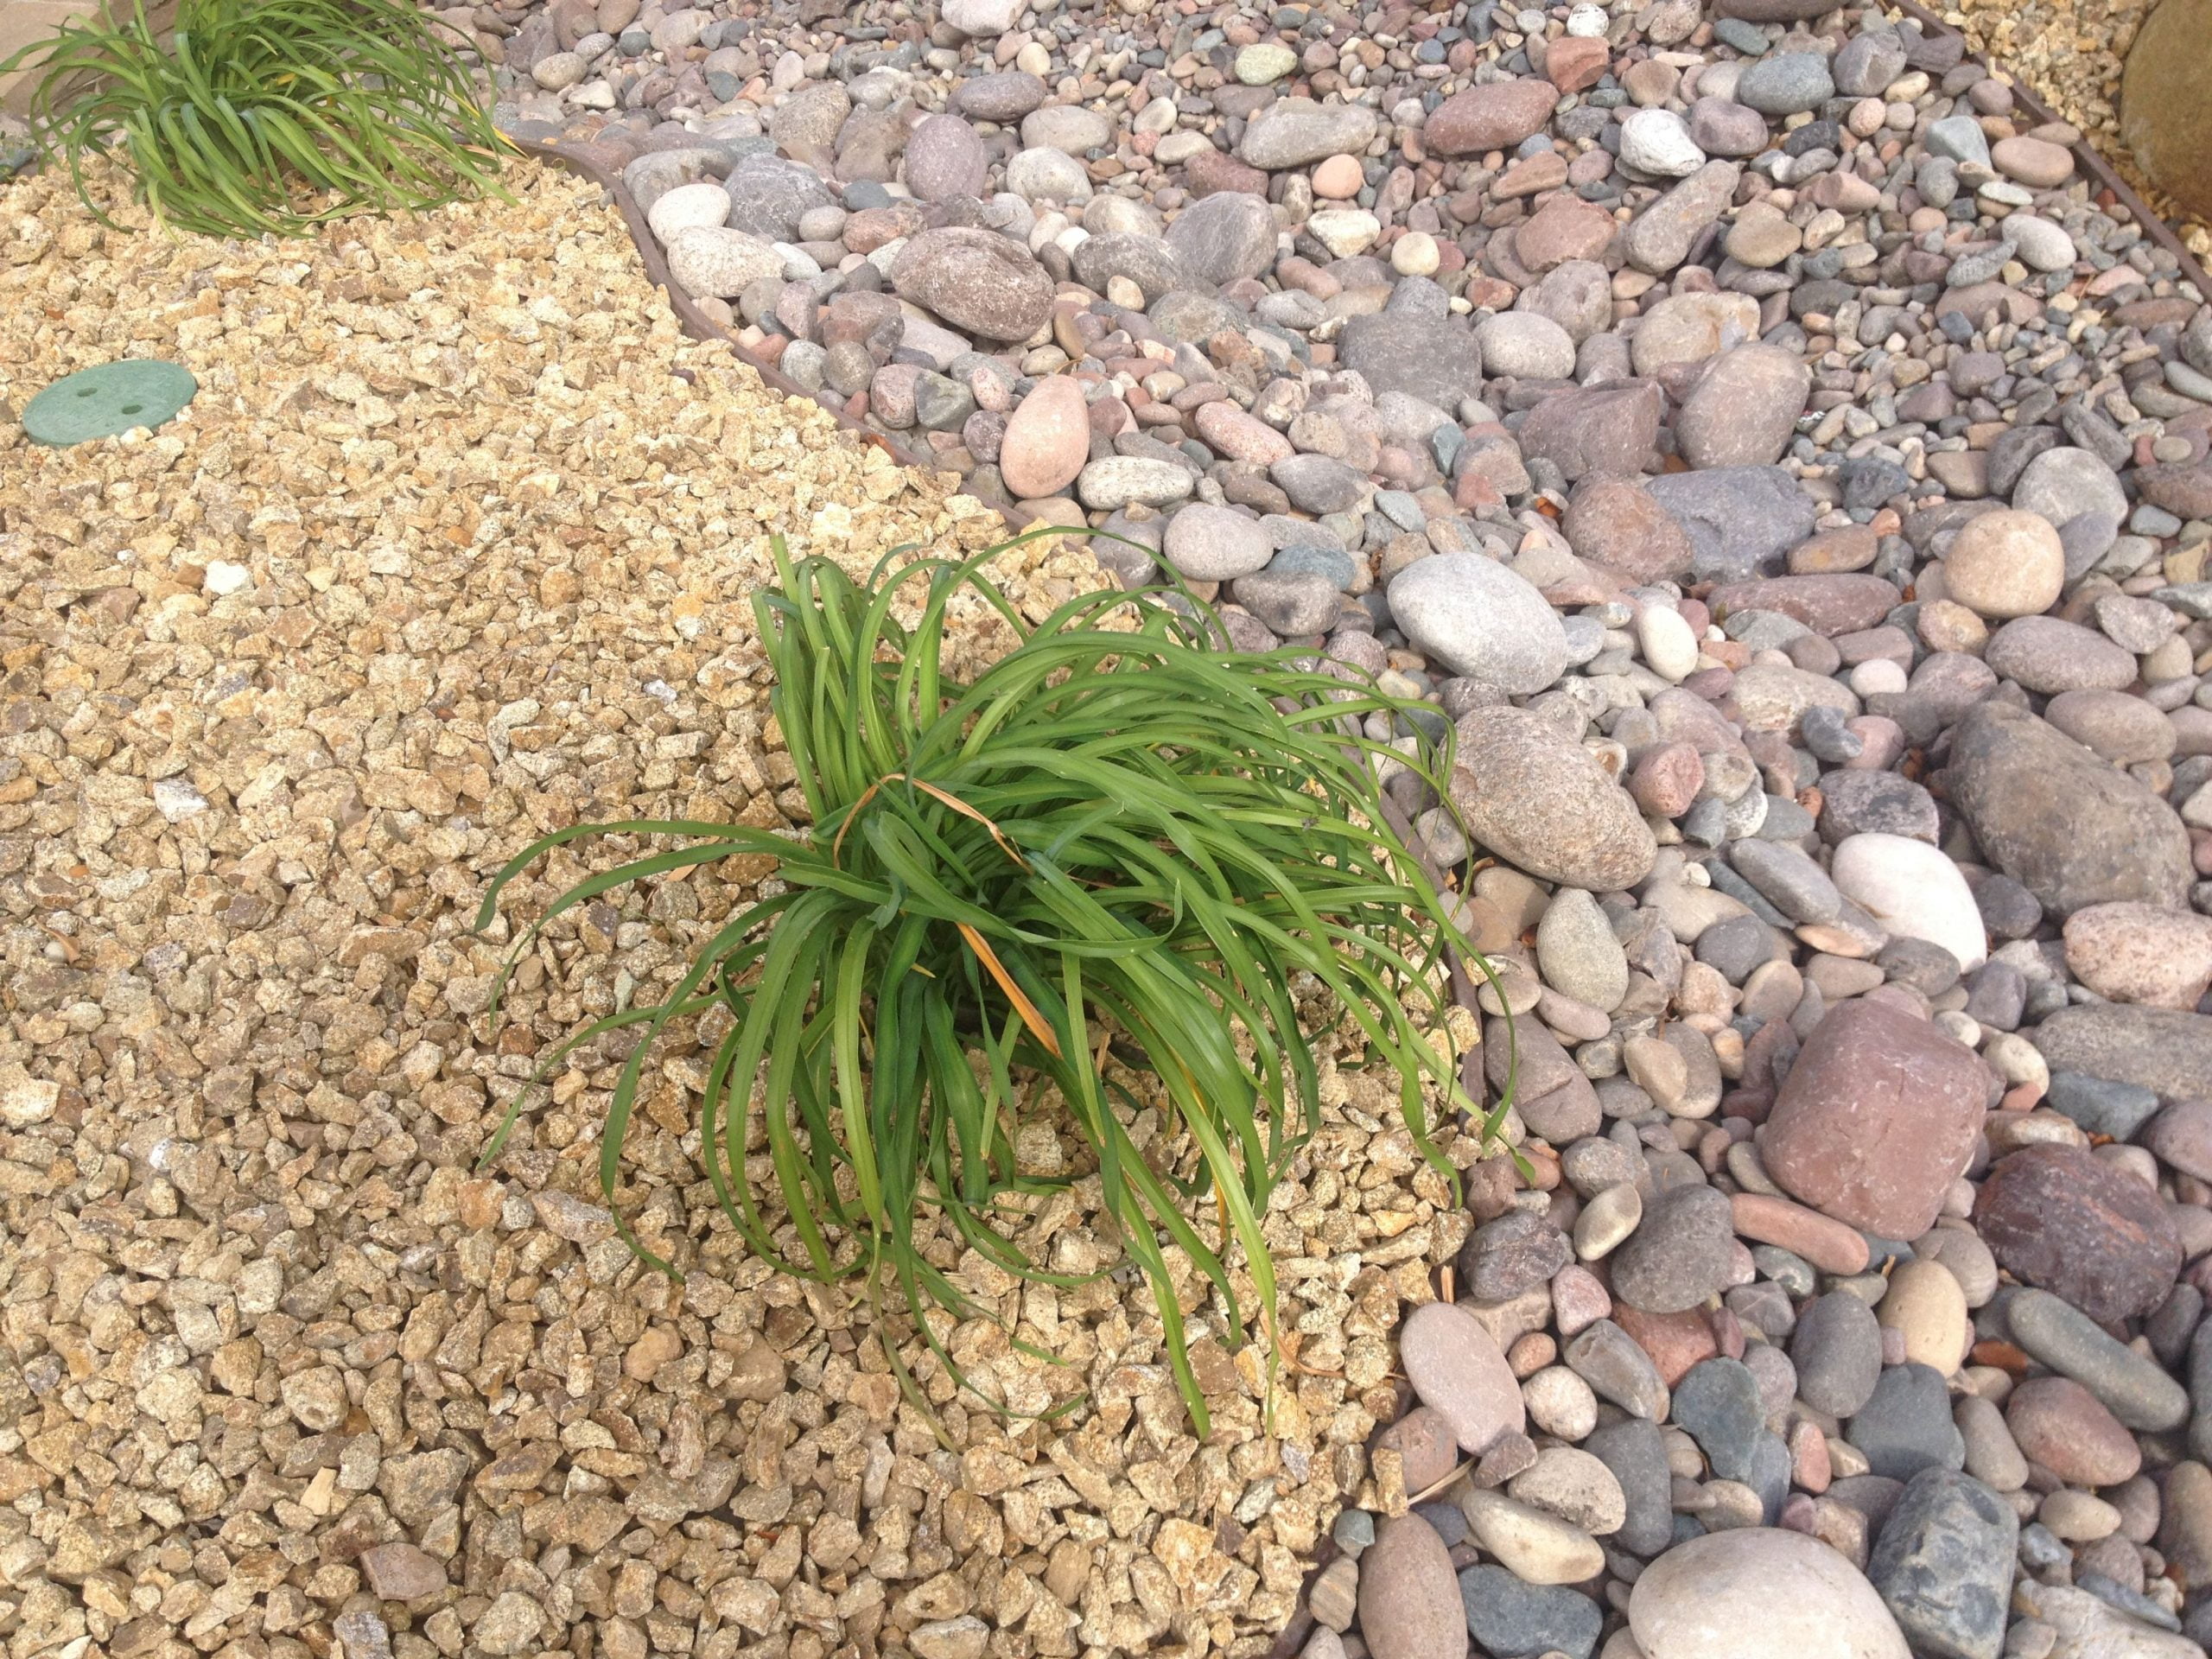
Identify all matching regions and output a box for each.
[23,359,198,446]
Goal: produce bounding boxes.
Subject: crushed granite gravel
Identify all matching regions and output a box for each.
[0,159,1473,1659]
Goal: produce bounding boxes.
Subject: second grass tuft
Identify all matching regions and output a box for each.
[477,534,1496,1431]
[4,0,508,238]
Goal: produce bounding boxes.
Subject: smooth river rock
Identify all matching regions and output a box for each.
[1388,553,1570,693]
[1357,1514,1469,1659]
[1945,703,2193,918]
[1759,998,1986,1239]
[1447,707,1657,891]
[1629,1529,1910,1659]
[1830,831,1988,970]
[2061,901,2212,1010]
[1973,1144,2183,1323]
[2033,1003,2212,1102]
[1398,1299,1527,1456]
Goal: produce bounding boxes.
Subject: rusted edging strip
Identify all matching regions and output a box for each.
[1882,0,2212,299]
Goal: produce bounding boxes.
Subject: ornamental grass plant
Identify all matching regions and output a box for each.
[3,0,507,238]
[476,533,1501,1429]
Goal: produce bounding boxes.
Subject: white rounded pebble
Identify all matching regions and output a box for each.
[531,50,587,90]
[1630,1529,1910,1659]
[645,181,733,245]
[1848,658,1908,696]
[1574,1182,1643,1261]
[1523,1364,1601,1440]
[1457,1488,1605,1584]
[1391,232,1440,276]
[1830,831,1989,970]
[1620,108,1707,177]
[2004,213,2076,272]
[1637,605,1700,682]
[1981,1031,2049,1090]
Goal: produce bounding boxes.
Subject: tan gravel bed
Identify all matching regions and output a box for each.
[0,161,1468,1659]
[1950,0,2211,258]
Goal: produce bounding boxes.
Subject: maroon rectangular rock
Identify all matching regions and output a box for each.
[1707,575,1903,637]
[1975,1142,2183,1324]
[1516,382,1662,481]
[1758,998,1987,1240]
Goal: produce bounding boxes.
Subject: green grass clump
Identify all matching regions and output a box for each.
[476,533,1495,1431]
[4,0,508,238]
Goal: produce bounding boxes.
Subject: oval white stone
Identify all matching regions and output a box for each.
[1630,1529,1910,1659]
[1831,831,1988,970]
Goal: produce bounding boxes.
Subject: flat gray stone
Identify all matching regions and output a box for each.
[1389,554,1570,694]
[2005,1288,2190,1431]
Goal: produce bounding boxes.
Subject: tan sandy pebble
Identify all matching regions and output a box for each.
[1876,1259,1970,1374]
[1313,153,1365,198]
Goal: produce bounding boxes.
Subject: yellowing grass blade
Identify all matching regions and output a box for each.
[836,772,1029,872]
[957,922,1062,1058]
[909,778,1029,870]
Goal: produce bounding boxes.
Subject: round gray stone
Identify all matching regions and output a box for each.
[1791,1290,1885,1417]
[1535,887,1630,1011]
[1161,503,1272,581]
[1388,553,1570,694]
[1609,1183,1736,1313]
[1847,1363,1967,1481]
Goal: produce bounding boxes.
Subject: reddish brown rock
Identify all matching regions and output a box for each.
[1758,999,1985,1240]
[1183,149,1269,198]
[1495,151,1569,197]
[1787,526,1881,574]
[1973,1144,2182,1323]
[841,202,926,254]
[1563,475,1694,580]
[1730,1192,1872,1276]
[1514,195,1618,270]
[2006,1376,2143,1486]
[2139,458,2212,520]
[1543,35,1611,92]
[1708,575,1902,637]
[2147,1101,2212,1183]
[1425,80,1561,156]
[1358,1515,1469,1659]
[1374,1404,1460,1495]
[1613,1306,1720,1386]
[1629,741,1705,818]
[1518,383,1663,482]
[999,376,1092,499]
[890,226,1054,341]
